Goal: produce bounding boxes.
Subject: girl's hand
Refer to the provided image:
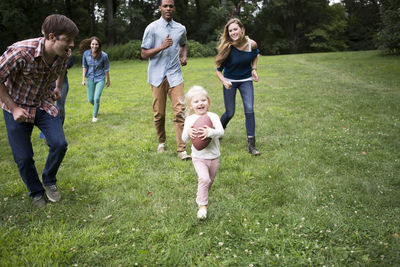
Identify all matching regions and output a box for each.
[188,126,197,139]
[223,80,232,89]
[197,126,210,140]
[252,69,259,82]
[82,81,86,86]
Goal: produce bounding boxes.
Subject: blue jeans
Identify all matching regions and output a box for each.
[40,76,69,139]
[220,81,256,137]
[4,109,68,198]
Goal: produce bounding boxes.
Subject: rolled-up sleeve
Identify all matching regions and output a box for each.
[141,26,154,49]
[103,53,109,72]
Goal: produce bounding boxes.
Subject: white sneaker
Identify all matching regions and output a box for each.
[157,143,165,153]
[92,117,98,122]
[177,151,191,160]
[197,207,207,219]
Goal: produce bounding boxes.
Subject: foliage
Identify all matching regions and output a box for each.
[74,39,217,62]
[1,51,400,265]
[342,0,381,50]
[377,0,400,54]
[104,40,143,61]
[186,40,217,58]
[0,0,396,55]
[305,4,348,52]
[252,0,332,55]
[0,0,66,52]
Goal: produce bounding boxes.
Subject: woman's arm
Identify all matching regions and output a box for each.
[251,55,259,82]
[251,39,259,82]
[216,70,232,89]
[105,71,110,87]
[82,67,87,86]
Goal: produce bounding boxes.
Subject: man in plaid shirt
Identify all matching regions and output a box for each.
[0,14,79,208]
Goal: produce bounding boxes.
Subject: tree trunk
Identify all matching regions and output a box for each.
[105,0,115,45]
[89,0,96,36]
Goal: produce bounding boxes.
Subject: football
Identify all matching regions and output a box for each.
[192,114,213,150]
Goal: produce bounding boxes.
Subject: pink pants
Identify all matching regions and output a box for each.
[192,157,219,206]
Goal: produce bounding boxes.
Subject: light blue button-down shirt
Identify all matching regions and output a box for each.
[82,50,110,83]
[141,17,187,87]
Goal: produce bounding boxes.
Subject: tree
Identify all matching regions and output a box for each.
[0,0,66,52]
[377,0,400,54]
[252,0,331,54]
[342,0,381,50]
[306,3,348,52]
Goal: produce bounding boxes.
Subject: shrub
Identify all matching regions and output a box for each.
[73,40,217,63]
[105,40,142,61]
[186,40,216,58]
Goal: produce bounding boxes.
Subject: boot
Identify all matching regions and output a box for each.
[247,136,260,156]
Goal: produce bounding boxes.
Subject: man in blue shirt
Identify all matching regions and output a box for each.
[141,0,190,160]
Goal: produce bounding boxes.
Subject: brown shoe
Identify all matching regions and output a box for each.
[177,151,191,160]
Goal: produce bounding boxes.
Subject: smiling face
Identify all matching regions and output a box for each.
[228,22,243,42]
[90,39,100,53]
[159,0,175,22]
[52,34,74,59]
[190,93,210,116]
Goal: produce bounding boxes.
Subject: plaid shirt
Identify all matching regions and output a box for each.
[0,37,67,123]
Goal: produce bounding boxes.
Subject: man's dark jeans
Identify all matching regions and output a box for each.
[3,109,68,198]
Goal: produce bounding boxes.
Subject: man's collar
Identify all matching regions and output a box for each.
[159,17,174,26]
[34,37,45,58]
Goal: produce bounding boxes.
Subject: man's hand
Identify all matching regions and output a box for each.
[180,56,187,66]
[52,87,61,101]
[162,34,173,50]
[12,107,29,122]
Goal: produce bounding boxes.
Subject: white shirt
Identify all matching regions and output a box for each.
[182,112,224,159]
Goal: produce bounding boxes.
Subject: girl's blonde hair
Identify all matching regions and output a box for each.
[215,18,248,68]
[183,85,211,116]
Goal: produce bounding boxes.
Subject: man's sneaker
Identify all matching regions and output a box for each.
[45,185,61,202]
[177,151,191,160]
[32,194,46,208]
[157,143,165,153]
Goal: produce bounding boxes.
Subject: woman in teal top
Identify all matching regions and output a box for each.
[79,36,110,122]
[215,18,260,155]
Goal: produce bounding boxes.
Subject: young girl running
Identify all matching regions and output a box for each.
[182,86,224,219]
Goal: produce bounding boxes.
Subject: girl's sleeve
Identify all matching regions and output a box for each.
[182,116,192,143]
[103,53,110,72]
[207,113,224,139]
[82,52,88,68]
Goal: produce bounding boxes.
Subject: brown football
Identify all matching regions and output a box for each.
[192,114,213,150]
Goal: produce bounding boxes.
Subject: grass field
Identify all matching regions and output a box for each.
[0,50,399,266]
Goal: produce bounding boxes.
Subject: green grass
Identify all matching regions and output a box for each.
[0,51,399,266]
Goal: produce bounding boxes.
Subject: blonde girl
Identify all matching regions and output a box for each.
[182,86,224,219]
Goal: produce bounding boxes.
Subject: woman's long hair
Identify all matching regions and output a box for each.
[79,36,102,59]
[215,18,248,68]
